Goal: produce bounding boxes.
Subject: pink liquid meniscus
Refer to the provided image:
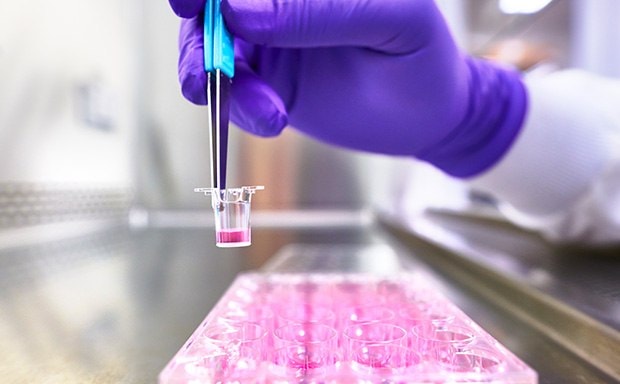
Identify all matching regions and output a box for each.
[216,229,250,244]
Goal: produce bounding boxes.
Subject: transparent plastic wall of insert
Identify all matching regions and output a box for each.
[194,186,264,248]
[159,273,537,384]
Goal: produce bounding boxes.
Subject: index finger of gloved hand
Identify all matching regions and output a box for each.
[230,59,288,137]
[179,17,207,105]
[221,0,443,54]
[169,0,204,18]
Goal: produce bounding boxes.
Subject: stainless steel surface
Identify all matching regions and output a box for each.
[0,183,131,230]
[380,212,620,382]
[0,221,617,383]
[262,243,408,274]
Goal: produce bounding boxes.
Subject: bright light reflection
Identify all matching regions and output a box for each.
[499,0,553,14]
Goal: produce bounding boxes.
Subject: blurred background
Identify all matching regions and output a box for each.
[1,1,620,382]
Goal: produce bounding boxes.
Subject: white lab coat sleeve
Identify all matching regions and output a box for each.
[469,69,620,245]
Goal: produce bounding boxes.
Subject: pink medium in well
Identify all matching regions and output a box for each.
[216,228,250,244]
[159,273,537,383]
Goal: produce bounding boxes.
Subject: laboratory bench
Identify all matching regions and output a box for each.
[0,212,618,383]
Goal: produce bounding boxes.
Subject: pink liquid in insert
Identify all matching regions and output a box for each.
[216,228,250,244]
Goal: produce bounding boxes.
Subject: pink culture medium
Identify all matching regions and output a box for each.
[216,229,250,247]
[159,273,537,383]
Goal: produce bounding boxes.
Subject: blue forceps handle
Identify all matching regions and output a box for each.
[203,0,235,78]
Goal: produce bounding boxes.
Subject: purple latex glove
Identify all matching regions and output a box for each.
[170,0,527,177]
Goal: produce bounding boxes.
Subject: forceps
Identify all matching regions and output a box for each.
[204,0,234,190]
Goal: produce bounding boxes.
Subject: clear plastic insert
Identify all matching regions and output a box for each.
[159,273,537,383]
[194,186,264,248]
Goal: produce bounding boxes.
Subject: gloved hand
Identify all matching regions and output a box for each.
[169,0,527,177]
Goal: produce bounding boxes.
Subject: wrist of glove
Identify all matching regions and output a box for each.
[418,56,527,177]
[169,0,527,178]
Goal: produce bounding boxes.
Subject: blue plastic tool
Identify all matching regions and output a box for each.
[203,0,235,77]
